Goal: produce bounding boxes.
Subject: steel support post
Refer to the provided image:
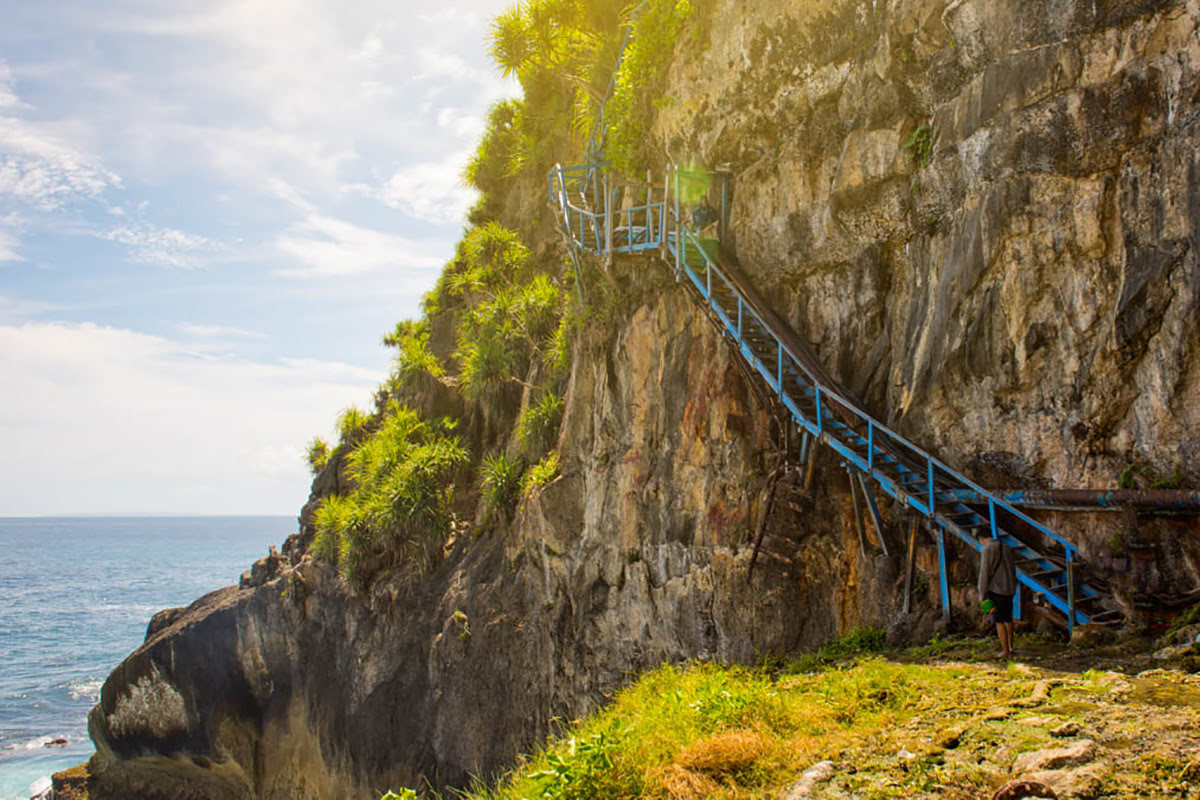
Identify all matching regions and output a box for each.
[937,527,951,623]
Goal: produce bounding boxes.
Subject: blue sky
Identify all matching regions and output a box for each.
[0,0,515,516]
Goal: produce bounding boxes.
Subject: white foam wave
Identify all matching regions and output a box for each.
[29,776,52,798]
[2,735,68,751]
[65,678,102,702]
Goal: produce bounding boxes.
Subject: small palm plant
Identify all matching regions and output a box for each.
[481,452,524,522]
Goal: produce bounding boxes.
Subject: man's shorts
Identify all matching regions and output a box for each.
[987,591,1014,624]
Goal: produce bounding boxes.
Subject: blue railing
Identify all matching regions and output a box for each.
[544,1,1112,631]
[549,163,666,258]
[666,224,1098,627]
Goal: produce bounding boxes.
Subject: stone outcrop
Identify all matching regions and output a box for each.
[87,285,889,798]
[655,0,1200,601]
[88,0,1200,797]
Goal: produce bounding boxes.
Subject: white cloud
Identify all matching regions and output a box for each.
[0,61,19,109]
[0,294,65,322]
[274,213,443,278]
[0,62,120,210]
[0,215,22,262]
[99,221,216,269]
[178,323,266,340]
[376,150,477,225]
[0,321,382,515]
[437,107,484,139]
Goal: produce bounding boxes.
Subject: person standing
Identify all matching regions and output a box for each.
[979,537,1017,658]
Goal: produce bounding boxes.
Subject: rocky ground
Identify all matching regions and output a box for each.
[465,627,1200,800]
[808,638,1200,799]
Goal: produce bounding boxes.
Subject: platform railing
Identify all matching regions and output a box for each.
[665,222,1096,628]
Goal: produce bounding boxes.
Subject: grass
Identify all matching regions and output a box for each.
[462,657,975,800]
[787,627,888,673]
[378,630,1200,799]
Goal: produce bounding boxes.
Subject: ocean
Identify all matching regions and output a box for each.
[0,516,293,800]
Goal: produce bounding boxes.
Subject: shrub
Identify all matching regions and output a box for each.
[522,451,560,499]
[389,329,444,390]
[464,221,532,284]
[459,333,517,400]
[481,451,524,521]
[305,436,331,475]
[465,99,525,197]
[606,0,694,173]
[519,393,565,454]
[545,315,573,374]
[312,403,468,580]
[337,406,372,446]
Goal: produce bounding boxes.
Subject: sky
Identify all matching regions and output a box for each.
[0,0,516,516]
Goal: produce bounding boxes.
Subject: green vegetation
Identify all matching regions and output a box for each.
[606,0,695,173]
[380,791,417,800]
[481,451,525,522]
[1119,460,1186,490]
[904,122,933,169]
[466,658,976,799]
[336,406,372,447]
[522,451,561,498]
[384,320,444,392]
[312,403,468,580]
[365,641,1200,800]
[519,392,566,454]
[303,0,702,581]
[305,436,331,476]
[787,626,888,673]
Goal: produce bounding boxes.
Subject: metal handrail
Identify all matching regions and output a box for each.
[668,225,1079,560]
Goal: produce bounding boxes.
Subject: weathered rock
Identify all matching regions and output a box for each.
[52,763,93,800]
[1024,763,1109,799]
[87,285,894,798]
[1050,721,1084,738]
[1070,624,1116,649]
[1013,679,1059,708]
[1012,740,1098,773]
[937,724,968,749]
[239,546,283,589]
[991,779,1059,800]
[779,760,835,799]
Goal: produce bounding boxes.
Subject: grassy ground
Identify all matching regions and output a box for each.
[457,631,1200,800]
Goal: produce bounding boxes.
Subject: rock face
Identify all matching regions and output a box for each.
[654,0,1200,595]
[88,0,1200,797]
[88,286,889,798]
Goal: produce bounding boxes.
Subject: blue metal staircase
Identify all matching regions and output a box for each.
[544,14,1121,632]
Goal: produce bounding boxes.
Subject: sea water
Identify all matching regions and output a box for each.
[0,516,293,800]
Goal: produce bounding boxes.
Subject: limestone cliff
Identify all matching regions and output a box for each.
[87,1,1200,797]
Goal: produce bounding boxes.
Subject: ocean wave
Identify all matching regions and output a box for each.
[65,679,102,703]
[1,735,69,752]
